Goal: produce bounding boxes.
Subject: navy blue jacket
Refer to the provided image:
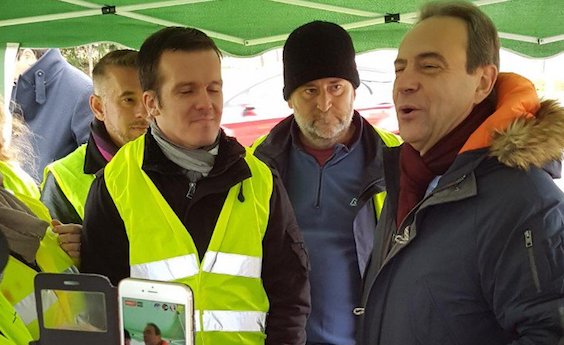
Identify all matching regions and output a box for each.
[253,113,400,343]
[359,99,564,345]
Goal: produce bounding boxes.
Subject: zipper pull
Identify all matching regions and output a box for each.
[186,182,196,199]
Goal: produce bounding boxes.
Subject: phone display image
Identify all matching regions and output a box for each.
[40,289,107,332]
[122,297,187,345]
[118,278,194,345]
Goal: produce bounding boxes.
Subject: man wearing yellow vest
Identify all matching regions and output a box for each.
[250,21,401,344]
[81,27,310,345]
[41,49,149,226]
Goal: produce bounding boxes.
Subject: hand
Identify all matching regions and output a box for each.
[52,219,82,260]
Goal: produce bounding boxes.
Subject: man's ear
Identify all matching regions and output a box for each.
[143,90,160,118]
[474,64,498,104]
[89,94,105,122]
[287,94,295,110]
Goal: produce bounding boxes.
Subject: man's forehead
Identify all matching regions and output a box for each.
[398,16,468,57]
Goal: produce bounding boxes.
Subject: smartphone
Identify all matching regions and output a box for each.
[34,273,119,345]
[118,278,194,345]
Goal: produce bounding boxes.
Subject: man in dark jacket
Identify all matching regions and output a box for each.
[41,49,148,225]
[359,1,564,344]
[252,21,400,344]
[11,48,92,181]
[81,27,310,344]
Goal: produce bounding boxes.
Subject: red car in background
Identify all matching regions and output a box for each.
[221,68,398,146]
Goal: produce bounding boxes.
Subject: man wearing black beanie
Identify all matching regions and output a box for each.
[252,21,401,344]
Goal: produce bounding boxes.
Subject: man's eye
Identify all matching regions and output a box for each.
[395,67,405,73]
[330,84,343,91]
[122,98,134,103]
[304,88,316,95]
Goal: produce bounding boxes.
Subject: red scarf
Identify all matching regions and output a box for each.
[397,98,495,227]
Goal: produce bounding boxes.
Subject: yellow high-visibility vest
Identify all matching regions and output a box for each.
[0,160,39,199]
[42,144,95,220]
[0,292,33,345]
[105,135,272,345]
[0,187,78,339]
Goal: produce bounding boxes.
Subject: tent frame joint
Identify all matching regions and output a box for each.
[385,13,400,24]
[101,5,116,15]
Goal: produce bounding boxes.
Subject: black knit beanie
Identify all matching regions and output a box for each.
[283,21,360,100]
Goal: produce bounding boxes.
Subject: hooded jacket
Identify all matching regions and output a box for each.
[359,73,564,345]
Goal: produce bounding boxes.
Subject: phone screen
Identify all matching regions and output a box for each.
[40,289,107,332]
[121,296,188,345]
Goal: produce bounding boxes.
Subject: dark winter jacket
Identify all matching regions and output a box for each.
[10,49,92,181]
[252,112,401,343]
[81,129,310,344]
[359,73,564,345]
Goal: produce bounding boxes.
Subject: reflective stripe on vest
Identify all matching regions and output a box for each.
[197,310,266,332]
[131,254,199,281]
[14,289,57,326]
[132,251,262,281]
[105,135,272,343]
[1,257,57,339]
[42,144,95,220]
[0,160,40,199]
[0,293,33,345]
[201,251,262,278]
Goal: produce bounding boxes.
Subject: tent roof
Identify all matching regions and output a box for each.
[1,0,563,57]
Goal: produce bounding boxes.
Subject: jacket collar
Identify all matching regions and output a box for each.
[255,111,386,197]
[142,128,250,181]
[84,119,120,174]
[462,73,564,170]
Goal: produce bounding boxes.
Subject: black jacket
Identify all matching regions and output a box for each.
[81,130,310,344]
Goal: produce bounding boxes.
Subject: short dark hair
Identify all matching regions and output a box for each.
[419,0,500,72]
[138,27,222,97]
[146,322,161,336]
[92,49,138,93]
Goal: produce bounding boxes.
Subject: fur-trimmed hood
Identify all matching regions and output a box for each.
[460,73,564,170]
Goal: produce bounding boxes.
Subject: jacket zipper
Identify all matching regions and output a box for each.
[392,174,468,246]
[315,168,323,208]
[524,229,541,292]
[186,182,196,199]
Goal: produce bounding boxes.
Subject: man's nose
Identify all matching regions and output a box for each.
[394,67,420,94]
[195,90,213,111]
[316,89,332,112]
[135,101,148,118]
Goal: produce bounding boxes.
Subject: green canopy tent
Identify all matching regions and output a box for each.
[1,0,563,94]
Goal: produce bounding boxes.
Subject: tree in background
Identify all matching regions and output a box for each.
[61,43,127,77]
